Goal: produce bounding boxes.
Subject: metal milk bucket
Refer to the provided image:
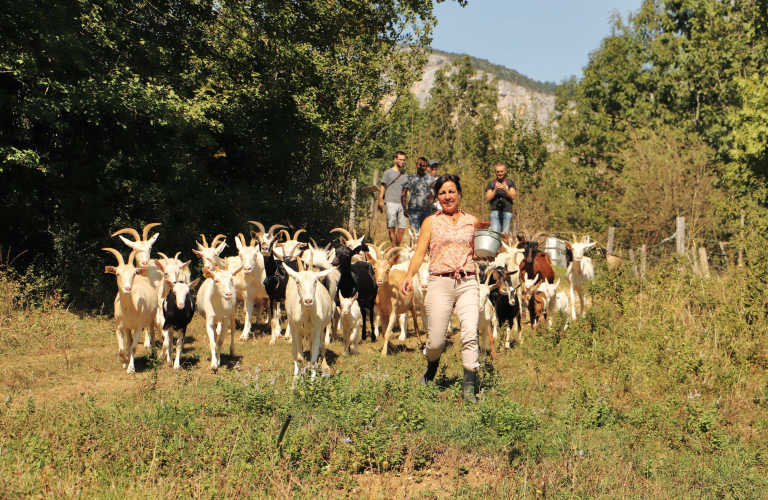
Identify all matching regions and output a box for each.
[474,229,502,258]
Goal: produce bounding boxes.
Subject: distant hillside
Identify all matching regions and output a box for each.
[410,52,557,124]
[429,48,557,95]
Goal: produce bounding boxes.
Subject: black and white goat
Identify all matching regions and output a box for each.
[160,278,200,370]
[331,242,377,342]
[490,270,522,348]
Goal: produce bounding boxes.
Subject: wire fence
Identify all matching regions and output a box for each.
[541,217,736,278]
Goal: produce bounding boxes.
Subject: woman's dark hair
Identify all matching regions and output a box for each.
[433,174,462,197]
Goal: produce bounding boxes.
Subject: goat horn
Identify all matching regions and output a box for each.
[371,245,382,261]
[102,248,125,266]
[330,228,353,241]
[277,229,291,241]
[484,272,492,286]
[384,247,403,259]
[378,241,390,252]
[200,234,209,249]
[249,221,266,235]
[310,237,319,249]
[127,249,140,267]
[572,233,578,244]
[237,233,246,248]
[174,252,181,261]
[308,250,314,271]
[156,251,170,264]
[293,228,306,240]
[324,242,332,251]
[111,227,141,242]
[352,228,358,240]
[142,223,161,242]
[268,224,287,237]
[297,253,305,272]
[211,234,226,247]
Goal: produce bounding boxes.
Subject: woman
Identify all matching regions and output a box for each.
[401,174,485,403]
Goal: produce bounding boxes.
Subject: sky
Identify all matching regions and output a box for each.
[430,0,644,84]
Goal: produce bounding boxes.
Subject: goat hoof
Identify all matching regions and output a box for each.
[239,334,250,342]
[504,342,510,349]
[398,334,406,341]
[144,341,152,349]
[126,366,135,374]
[269,338,277,346]
[173,364,181,370]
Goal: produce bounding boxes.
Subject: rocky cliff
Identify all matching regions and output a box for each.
[412,53,556,124]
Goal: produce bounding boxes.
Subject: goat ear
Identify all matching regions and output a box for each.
[203,268,215,278]
[508,269,519,275]
[192,249,203,257]
[104,266,117,274]
[180,260,191,269]
[189,278,200,288]
[235,237,244,250]
[135,268,147,275]
[155,260,166,272]
[565,241,572,249]
[215,242,227,254]
[352,291,358,302]
[164,279,174,289]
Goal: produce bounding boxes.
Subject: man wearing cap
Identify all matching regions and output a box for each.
[427,159,441,213]
[485,161,516,234]
[401,157,434,232]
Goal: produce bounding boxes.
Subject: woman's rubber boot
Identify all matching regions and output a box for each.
[462,368,477,403]
[419,358,440,385]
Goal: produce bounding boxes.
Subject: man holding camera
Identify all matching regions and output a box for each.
[485,162,516,234]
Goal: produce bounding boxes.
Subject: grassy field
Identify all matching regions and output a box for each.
[1,260,767,499]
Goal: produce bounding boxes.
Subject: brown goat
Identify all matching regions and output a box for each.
[517,231,555,284]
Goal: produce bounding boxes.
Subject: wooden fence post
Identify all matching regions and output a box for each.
[641,244,647,279]
[629,248,639,279]
[739,209,744,267]
[349,178,357,231]
[607,227,615,255]
[369,170,379,218]
[698,246,711,278]
[676,217,685,255]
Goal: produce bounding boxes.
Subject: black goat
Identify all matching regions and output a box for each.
[332,243,377,342]
[161,279,199,369]
[262,241,301,344]
[490,273,522,348]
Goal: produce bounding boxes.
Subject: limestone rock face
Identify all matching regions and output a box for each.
[412,54,555,124]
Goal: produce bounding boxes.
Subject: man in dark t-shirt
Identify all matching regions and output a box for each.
[485,162,516,234]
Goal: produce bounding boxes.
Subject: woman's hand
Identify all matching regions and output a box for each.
[400,277,413,295]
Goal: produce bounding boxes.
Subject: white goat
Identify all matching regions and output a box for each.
[196,262,243,373]
[274,228,308,260]
[337,293,362,355]
[103,248,158,373]
[230,233,269,341]
[191,234,227,273]
[476,268,499,361]
[566,235,596,319]
[112,223,162,347]
[283,257,336,382]
[540,279,570,330]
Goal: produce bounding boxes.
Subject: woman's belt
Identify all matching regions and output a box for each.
[431,271,476,279]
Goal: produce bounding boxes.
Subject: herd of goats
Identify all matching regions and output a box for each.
[102,222,603,379]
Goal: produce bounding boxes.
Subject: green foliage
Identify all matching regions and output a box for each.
[0,0,451,307]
